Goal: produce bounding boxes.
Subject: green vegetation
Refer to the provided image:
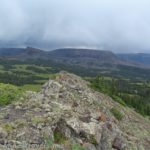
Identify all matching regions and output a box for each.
[46,131,85,150]
[0,58,150,118]
[72,144,85,150]
[89,76,150,117]
[2,123,14,133]
[46,139,54,150]
[89,135,98,145]
[31,117,46,124]
[21,84,41,92]
[0,83,22,105]
[54,130,66,144]
[45,139,85,150]
[0,59,58,86]
[110,107,124,120]
[112,95,126,106]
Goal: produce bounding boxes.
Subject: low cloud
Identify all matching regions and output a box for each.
[0,0,150,52]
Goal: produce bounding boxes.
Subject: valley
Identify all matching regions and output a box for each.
[0,48,150,118]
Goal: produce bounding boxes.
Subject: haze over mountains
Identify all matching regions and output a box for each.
[118,53,150,66]
[0,47,149,68]
[1,0,150,52]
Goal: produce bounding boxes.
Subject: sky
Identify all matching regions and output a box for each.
[0,0,150,53]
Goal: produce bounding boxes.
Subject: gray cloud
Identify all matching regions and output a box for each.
[0,0,150,52]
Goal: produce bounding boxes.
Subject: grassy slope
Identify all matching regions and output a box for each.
[0,59,149,117]
[0,63,56,91]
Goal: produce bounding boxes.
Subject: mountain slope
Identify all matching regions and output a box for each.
[0,48,24,57]
[50,48,119,61]
[49,48,125,69]
[0,47,122,63]
[0,47,138,68]
[0,47,47,59]
[0,71,149,149]
[1,47,149,68]
[1,47,150,79]
[118,53,150,66]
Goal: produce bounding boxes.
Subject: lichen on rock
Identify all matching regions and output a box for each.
[0,71,149,150]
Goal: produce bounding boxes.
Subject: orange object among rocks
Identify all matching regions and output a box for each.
[99,112,106,122]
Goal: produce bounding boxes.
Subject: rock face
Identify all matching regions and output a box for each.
[0,71,149,150]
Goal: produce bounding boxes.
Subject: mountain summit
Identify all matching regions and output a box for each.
[0,71,149,149]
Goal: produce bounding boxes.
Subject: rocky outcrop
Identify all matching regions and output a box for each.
[0,71,149,150]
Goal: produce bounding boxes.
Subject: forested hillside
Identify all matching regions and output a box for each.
[89,76,150,117]
[0,58,150,118]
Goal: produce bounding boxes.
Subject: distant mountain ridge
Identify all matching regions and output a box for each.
[0,47,149,69]
[0,48,24,57]
[50,48,117,59]
[0,47,46,58]
[118,53,150,66]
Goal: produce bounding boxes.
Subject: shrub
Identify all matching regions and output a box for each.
[89,135,98,145]
[72,143,85,150]
[112,95,126,106]
[2,123,14,133]
[111,107,124,121]
[54,130,66,144]
[0,83,21,105]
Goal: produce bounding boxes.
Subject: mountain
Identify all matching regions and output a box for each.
[49,48,127,69]
[0,48,24,57]
[0,47,136,68]
[50,48,118,61]
[1,47,150,79]
[118,53,150,66]
[0,47,121,61]
[0,71,149,149]
[0,47,47,59]
[1,47,149,68]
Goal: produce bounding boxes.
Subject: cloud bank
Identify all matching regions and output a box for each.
[0,0,150,52]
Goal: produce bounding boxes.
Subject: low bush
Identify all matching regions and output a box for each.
[0,83,22,105]
[111,107,124,121]
[112,95,126,106]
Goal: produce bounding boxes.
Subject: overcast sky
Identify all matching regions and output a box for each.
[0,0,150,52]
